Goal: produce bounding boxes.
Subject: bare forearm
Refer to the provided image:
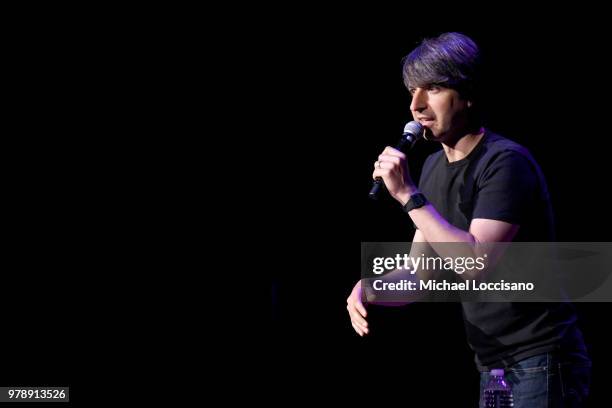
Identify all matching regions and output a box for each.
[363,268,428,306]
[397,189,493,280]
[411,204,475,244]
[398,187,474,243]
[364,237,439,305]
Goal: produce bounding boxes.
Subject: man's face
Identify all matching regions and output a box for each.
[409,84,470,142]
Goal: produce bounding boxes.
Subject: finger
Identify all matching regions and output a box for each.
[355,300,367,318]
[347,304,369,328]
[354,317,369,333]
[382,146,406,159]
[378,154,402,165]
[348,294,368,318]
[372,168,391,180]
[356,322,369,335]
[352,314,369,334]
[352,322,370,337]
[374,161,397,171]
[377,161,394,170]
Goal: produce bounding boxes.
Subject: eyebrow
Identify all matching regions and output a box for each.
[408,83,444,92]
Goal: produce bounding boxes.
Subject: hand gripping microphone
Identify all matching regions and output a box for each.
[368,121,424,199]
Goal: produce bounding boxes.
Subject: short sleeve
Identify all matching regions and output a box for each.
[472,151,539,225]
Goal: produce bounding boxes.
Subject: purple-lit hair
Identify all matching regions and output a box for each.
[402,32,483,104]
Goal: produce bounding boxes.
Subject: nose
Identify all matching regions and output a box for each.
[410,87,427,113]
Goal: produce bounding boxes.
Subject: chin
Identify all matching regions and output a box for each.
[424,128,438,141]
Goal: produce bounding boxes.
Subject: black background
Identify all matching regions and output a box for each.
[12,6,609,406]
[270,16,612,407]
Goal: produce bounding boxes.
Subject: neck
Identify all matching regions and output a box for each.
[442,127,485,162]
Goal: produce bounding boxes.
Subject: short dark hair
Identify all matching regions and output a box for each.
[402,32,482,103]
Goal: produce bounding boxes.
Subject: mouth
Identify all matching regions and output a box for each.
[417,117,435,127]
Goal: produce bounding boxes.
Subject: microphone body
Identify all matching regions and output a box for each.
[368,121,424,200]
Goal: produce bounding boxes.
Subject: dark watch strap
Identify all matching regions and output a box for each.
[403,192,428,213]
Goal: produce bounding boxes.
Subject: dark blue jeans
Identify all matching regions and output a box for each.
[479,352,591,407]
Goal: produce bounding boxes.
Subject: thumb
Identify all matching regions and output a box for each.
[355,286,368,317]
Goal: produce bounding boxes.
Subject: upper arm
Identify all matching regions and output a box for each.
[465,218,519,281]
[469,218,519,243]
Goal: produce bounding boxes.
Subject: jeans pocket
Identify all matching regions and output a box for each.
[557,362,591,404]
[510,365,548,374]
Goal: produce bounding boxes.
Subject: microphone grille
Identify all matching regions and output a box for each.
[403,120,424,137]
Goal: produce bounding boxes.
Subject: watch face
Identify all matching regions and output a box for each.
[413,194,425,207]
[404,193,426,212]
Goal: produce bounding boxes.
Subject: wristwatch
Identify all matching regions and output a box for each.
[403,192,428,213]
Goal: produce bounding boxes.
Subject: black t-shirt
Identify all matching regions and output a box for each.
[418,129,586,369]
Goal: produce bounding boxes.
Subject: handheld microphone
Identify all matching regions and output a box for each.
[368,121,424,200]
